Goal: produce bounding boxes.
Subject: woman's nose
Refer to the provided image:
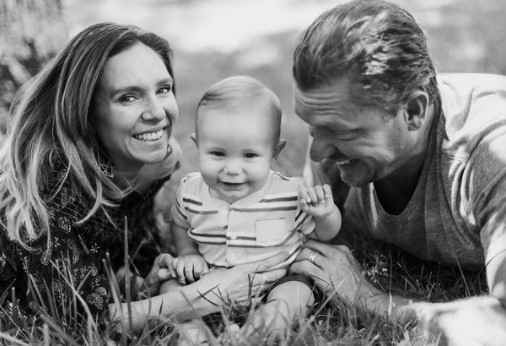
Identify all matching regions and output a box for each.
[142,96,166,121]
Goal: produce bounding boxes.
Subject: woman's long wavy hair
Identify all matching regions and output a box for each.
[0,23,175,248]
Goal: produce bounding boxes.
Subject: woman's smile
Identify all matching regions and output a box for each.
[133,128,166,141]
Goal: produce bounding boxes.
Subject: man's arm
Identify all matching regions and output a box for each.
[487,250,506,299]
[290,240,506,345]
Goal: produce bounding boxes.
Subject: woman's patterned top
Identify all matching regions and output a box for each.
[0,159,177,316]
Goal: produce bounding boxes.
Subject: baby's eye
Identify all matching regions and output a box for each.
[210,151,225,157]
[244,153,258,159]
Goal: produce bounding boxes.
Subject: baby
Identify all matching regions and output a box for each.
[169,76,342,342]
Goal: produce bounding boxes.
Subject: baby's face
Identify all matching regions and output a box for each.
[196,107,277,204]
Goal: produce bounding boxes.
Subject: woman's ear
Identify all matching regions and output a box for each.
[403,91,429,131]
[273,139,287,160]
[190,133,198,147]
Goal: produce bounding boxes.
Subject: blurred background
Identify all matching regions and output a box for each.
[1,0,506,177]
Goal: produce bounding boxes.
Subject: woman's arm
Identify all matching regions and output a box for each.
[110,251,289,331]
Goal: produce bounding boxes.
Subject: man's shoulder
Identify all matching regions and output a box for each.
[438,73,506,143]
[438,73,506,90]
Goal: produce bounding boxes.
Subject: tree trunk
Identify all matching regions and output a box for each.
[0,0,68,134]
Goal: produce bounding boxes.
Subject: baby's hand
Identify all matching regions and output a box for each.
[300,184,336,218]
[173,253,210,284]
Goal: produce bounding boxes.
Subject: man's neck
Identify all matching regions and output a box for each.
[374,102,438,214]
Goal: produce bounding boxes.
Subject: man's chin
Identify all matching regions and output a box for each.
[339,171,372,187]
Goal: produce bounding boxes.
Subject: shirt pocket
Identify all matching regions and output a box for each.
[255,218,288,246]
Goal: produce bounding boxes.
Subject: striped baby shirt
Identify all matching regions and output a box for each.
[172,171,315,269]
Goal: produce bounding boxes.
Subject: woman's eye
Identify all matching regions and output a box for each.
[120,94,136,103]
[244,153,258,159]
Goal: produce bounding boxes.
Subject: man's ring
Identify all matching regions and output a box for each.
[309,251,317,263]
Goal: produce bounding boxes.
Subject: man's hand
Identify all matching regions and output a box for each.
[290,240,506,346]
[290,239,379,303]
[173,253,210,284]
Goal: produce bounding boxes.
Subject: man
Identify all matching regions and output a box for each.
[290,0,506,344]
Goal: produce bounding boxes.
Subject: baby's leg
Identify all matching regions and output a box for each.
[242,277,315,340]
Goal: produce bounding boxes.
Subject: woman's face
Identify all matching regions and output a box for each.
[92,42,178,172]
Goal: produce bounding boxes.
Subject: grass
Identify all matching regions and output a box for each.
[0,1,498,344]
[0,230,487,345]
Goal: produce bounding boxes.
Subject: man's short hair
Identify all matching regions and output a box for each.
[293,0,440,114]
[196,76,282,142]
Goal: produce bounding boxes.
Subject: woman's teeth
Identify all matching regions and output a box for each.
[134,129,164,141]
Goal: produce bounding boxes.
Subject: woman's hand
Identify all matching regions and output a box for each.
[290,239,377,304]
[143,253,177,296]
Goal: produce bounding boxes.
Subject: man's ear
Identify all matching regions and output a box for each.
[403,91,429,131]
[273,139,287,160]
[190,133,198,147]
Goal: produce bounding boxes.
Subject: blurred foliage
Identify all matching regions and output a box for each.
[0,0,68,134]
[3,0,506,175]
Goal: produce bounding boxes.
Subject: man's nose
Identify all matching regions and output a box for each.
[309,136,344,162]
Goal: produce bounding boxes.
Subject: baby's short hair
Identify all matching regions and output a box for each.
[196,76,282,143]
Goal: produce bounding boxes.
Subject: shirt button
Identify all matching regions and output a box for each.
[229,233,237,240]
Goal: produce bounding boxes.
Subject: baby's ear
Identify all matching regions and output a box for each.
[190,133,198,147]
[273,139,287,160]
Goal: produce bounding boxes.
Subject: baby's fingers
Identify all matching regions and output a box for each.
[314,185,325,204]
[175,258,186,284]
[323,184,334,203]
[299,188,312,205]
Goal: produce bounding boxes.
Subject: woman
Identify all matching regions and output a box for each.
[0,23,286,330]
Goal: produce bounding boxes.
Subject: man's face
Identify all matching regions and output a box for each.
[294,78,411,187]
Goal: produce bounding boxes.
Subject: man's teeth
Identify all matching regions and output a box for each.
[134,129,164,141]
[335,159,354,165]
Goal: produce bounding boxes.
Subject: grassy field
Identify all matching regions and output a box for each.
[1,0,504,344]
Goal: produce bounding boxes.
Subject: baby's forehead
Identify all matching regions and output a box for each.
[198,103,278,126]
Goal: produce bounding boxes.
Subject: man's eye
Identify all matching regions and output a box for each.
[244,153,258,159]
[158,85,173,94]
